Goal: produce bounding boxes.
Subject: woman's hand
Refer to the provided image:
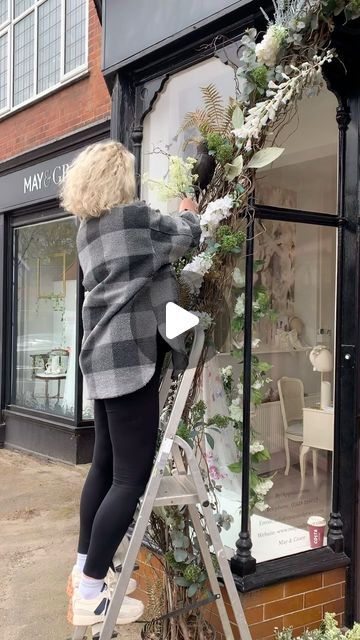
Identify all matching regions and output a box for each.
[179,197,198,214]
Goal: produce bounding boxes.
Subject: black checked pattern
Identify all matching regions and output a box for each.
[77,202,201,399]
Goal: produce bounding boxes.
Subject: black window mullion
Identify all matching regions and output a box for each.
[230,202,256,577]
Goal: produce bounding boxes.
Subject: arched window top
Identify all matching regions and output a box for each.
[142,57,236,212]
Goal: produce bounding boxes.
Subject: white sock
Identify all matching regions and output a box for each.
[78,574,105,600]
[76,553,87,572]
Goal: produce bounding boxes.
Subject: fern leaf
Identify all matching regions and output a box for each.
[201,83,227,132]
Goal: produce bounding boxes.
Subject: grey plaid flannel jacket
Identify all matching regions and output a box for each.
[77,201,201,399]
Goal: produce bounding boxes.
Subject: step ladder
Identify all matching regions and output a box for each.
[71,325,252,640]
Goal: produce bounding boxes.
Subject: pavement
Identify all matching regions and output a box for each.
[0,447,142,640]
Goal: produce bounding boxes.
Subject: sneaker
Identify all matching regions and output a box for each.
[68,583,144,626]
[66,564,137,598]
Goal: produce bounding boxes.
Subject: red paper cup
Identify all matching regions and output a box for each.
[307,516,326,548]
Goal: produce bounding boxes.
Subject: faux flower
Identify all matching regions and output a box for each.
[235,293,245,316]
[200,195,233,242]
[255,25,288,68]
[193,311,214,329]
[250,441,265,454]
[254,500,269,512]
[255,478,274,497]
[180,252,213,294]
[143,156,197,201]
[229,401,242,422]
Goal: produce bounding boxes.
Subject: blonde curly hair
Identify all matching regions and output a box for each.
[60,140,136,219]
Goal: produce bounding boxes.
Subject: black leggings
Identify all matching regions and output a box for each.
[78,332,170,579]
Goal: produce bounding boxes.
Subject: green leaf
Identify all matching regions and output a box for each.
[174,549,188,562]
[228,462,242,473]
[232,105,244,129]
[247,147,284,169]
[175,576,190,587]
[187,583,199,597]
[225,155,244,180]
[205,433,215,449]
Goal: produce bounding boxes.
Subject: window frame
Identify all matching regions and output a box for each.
[0,0,88,117]
[122,32,357,602]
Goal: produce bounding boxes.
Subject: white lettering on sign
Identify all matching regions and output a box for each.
[23,163,70,194]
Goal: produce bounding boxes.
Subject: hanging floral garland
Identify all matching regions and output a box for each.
[140,3,359,636]
[144,0,356,454]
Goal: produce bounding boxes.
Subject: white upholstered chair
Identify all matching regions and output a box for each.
[277,377,304,475]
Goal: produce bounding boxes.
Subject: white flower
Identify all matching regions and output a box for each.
[233,267,246,288]
[250,441,265,454]
[221,365,233,381]
[181,252,213,294]
[237,382,244,395]
[252,338,261,348]
[229,401,242,422]
[255,25,288,68]
[252,380,264,390]
[256,479,274,497]
[200,196,233,242]
[192,311,214,330]
[235,293,245,316]
[255,500,269,512]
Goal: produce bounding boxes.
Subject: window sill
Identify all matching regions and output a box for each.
[137,531,349,594]
[231,546,350,592]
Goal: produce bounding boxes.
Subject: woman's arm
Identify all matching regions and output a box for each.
[148,199,201,264]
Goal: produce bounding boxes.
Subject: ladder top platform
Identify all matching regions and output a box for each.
[154,475,198,506]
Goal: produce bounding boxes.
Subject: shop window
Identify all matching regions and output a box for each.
[142,57,236,214]
[256,87,338,214]
[13,217,78,418]
[215,220,336,561]
[0,0,88,113]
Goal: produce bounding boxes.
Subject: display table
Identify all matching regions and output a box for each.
[34,372,67,409]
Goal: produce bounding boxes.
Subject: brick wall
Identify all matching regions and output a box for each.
[0,1,110,162]
[134,549,346,640]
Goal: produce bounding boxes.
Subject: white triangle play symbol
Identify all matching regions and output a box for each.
[165,302,199,339]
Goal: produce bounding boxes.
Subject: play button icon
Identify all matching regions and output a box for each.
[165,302,199,339]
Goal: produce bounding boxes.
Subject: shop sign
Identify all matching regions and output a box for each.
[0,149,79,211]
[103,0,248,73]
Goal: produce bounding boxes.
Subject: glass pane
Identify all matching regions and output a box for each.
[142,57,236,215]
[244,220,336,561]
[0,0,9,24]
[0,32,8,110]
[65,0,86,74]
[255,88,338,214]
[14,0,33,18]
[82,379,93,420]
[13,12,34,106]
[37,0,61,93]
[13,218,78,418]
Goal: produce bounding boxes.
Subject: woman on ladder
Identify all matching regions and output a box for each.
[60,140,200,629]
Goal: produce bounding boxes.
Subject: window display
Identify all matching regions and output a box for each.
[214,220,336,561]
[13,217,78,417]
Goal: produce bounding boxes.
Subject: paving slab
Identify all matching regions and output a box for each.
[0,448,142,640]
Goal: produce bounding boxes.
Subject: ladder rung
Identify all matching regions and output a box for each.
[154,475,199,506]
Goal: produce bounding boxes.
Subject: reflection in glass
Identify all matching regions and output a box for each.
[13,217,78,417]
[210,221,336,560]
[249,220,336,561]
[256,88,338,214]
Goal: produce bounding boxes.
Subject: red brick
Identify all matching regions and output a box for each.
[284,574,322,596]
[265,594,304,619]
[304,584,342,607]
[250,616,284,639]
[323,568,346,586]
[0,1,110,160]
[322,598,345,617]
[284,605,322,627]
[242,584,284,608]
